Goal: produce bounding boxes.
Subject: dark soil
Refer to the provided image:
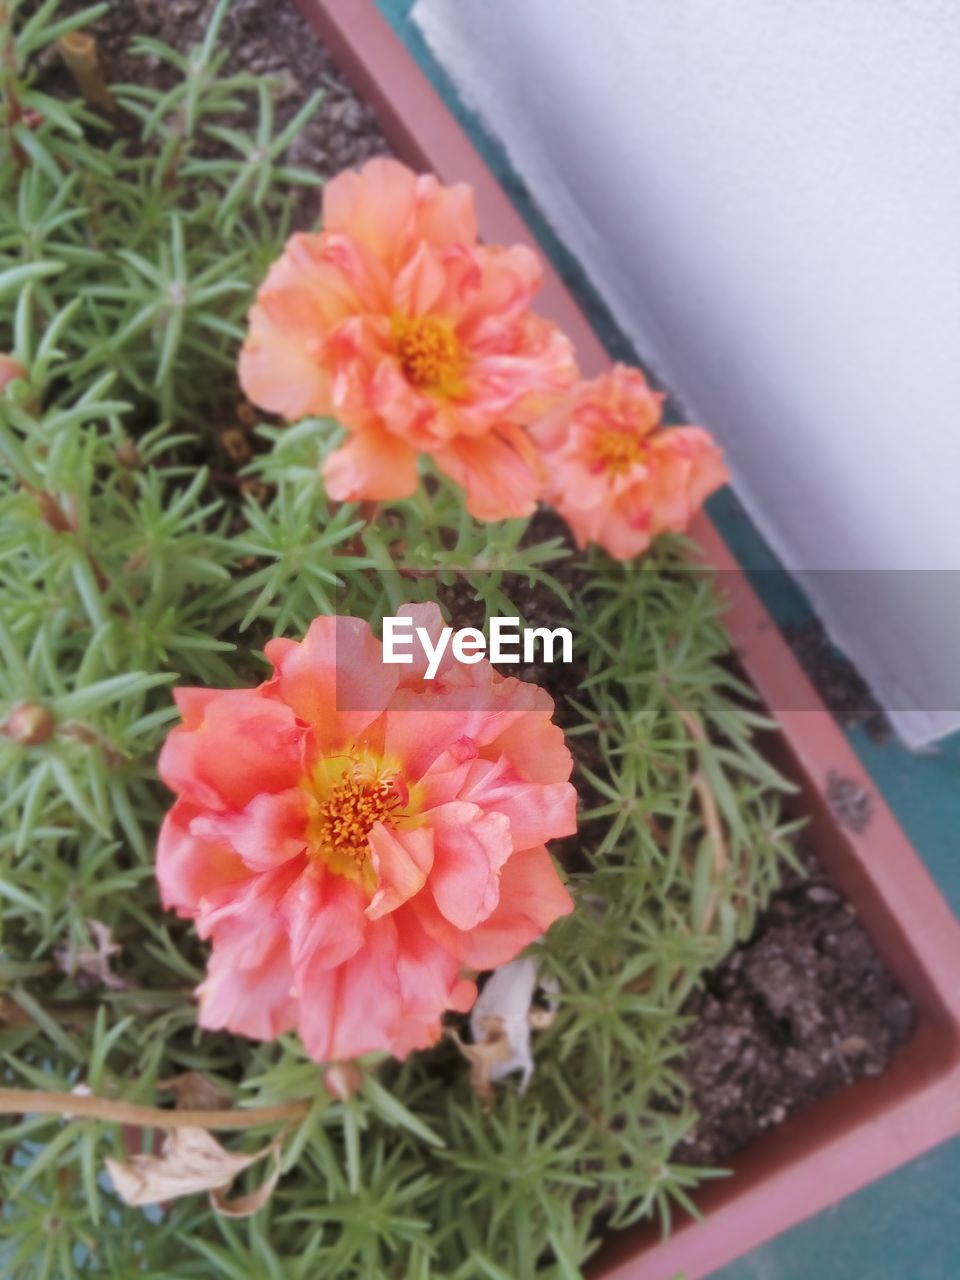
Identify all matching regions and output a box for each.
[784,617,891,742]
[674,842,914,1165]
[35,0,390,227]
[40,0,915,1181]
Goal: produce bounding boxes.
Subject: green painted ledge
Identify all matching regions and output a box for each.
[371,4,960,1276]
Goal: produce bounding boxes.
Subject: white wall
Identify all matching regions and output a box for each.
[414,0,960,746]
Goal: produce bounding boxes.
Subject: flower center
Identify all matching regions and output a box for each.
[592,427,648,477]
[392,313,464,398]
[304,753,410,892]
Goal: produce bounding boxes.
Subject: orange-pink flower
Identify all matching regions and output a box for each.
[239,158,577,521]
[532,364,729,560]
[156,604,576,1062]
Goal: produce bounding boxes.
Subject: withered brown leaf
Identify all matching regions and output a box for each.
[106,1127,280,1215]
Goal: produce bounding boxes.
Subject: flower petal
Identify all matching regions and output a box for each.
[384,663,544,781]
[423,755,576,849]
[323,158,419,265]
[480,690,574,785]
[198,923,298,1042]
[323,425,420,504]
[189,789,309,872]
[417,845,574,971]
[282,865,367,974]
[433,423,543,521]
[412,173,477,248]
[158,690,303,812]
[391,241,450,318]
[264,615,398,753]
[427,801,513,930]
[297,917,402,1062]
[239,304,332,420]
[156,800,249,917]
[366,824,435,920]
[391,907,476,1057]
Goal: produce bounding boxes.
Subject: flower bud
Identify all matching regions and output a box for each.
[0,355,27,393]
[4,703,55,746]
[323,1062,363,1101]
[115,437,140,468]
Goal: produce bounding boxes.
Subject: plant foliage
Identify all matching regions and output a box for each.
[0,3,796,1276]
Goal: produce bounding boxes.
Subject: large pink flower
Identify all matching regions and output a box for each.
[156,604,576,1062]
[532,364,729,560]
[238,158,577,520]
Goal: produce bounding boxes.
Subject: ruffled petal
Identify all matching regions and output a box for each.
[297,916,402,1062]
[323,158,419,266]
[390,906,476,1057]
[384,661,565,783]
[481,689,575,785]
[427,801,513,930]
[416,845,573,971]
[462,314,578,424]
[432,423,543,521]
[281,864,368,974]
[156,800,249,916]
[189,788,308,872]
[323,425,420,504]
[158,690,303,812]
[197,922,298,1042]
[264,615,398,753]
[423,755,576,849]
[239,304,332,420]
[391,241,450,318]
[452,243,543,335]
[366,824,435,920]
[595,507,654,561]
[389,601,456,684]
[412,173,477,248]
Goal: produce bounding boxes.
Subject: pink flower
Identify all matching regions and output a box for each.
[156,604,576,1062]
[532,364,729,560]
[238,158,577,520]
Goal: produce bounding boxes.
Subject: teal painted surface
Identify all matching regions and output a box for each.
[711,1150,960,1280]
[372,5,960,1276]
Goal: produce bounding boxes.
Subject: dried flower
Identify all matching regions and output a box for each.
[0,354,26,393]
[156,604,576,1062]
[54,919,128,991]
[323,1062,364,1101]
[115,436,140,468]
[3,703,55,746]
[156,1072,233,1111]
[468,956,556,1095]
[532,364,729,560]
[239,159,577,520]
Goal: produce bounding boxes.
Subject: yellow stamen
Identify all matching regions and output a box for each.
[392,313,464,399]
[592,428,648,477]
[304,752,414,893]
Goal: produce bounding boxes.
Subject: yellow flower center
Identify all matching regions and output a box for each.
[304,752,413,893]
[592,428,648,477]
[392,313,464,398]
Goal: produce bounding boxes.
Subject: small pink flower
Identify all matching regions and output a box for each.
[156,604,576,1062]
[532,364,729,560]
[239,158,577,520]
